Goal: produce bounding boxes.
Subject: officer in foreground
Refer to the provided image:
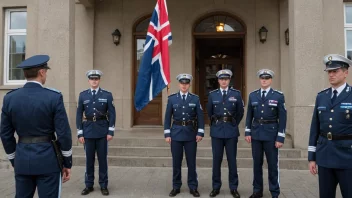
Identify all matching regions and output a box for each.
[0,55,72,197]
[76,70,116,196]
[308,54,352,198]
[245,69,287,198]
[206,69,244,198]
[164,74,205,197]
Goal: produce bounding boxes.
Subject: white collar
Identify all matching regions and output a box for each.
[26,80,43,87]
[220,87,229,93]
[91,87,100,93]
[332,83,347,94]
[180,91,189,97]
[261,87,271,93]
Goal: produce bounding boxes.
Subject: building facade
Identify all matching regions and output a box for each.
[0,0,351,161]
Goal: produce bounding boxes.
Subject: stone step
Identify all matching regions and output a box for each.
[72,155,308,170]
[73,146,303,158]
[103,138,293,148]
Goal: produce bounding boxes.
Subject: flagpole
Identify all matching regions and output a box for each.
[167,84,170,96]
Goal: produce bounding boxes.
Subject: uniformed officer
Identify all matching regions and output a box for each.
[76,70,116,196]
[206,69,244,198]
[0,55,72,197]
[245,69,287,198]
[308,54,352,198]
[164,73,205,197]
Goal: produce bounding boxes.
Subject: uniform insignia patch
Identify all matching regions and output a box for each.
[83,100,90,104]
[98,98,107,103]
[269,100,278,106]
[189,103,196,107]
[112,100,115,107]
[228,97,237,102]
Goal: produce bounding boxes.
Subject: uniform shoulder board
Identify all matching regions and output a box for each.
[101,88,111,93]
[80,89,90,94]
[168,92,177,97]
[209,89,219,94]
[6,88,21,95]
[250,89,260,94]
[44,87,61,94]
[274,90,284,95]
[230,88,240,92]
[318,87,330,95]
[189,93,199,97]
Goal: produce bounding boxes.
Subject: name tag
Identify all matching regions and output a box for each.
[83,100,90,104]
[269,100,278,106]
[317,106,326,110]
[189,103,196,107]
[228,97,237,102]
[340,105,352,109]
[98,98,107,103]
[251,102,258,106]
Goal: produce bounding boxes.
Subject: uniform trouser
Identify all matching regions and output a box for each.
[251,139,280,197]
[85,137,108,188]
[211,137,238,190]
[15,172,61,198]
[171,140,198,190]
[318,166,352,198]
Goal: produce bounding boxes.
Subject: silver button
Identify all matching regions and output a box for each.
[347,110,350,113]
[329,125,332,128]
[183,118,185,120]
[262,104,264,107]
[182,113,185,115]
[224,113,227,115]
[93,102,95,104]
[331,109,334,113]
[261,110,264,113]
[94,113,96,115]
[183,106,185,108]
[330,118,332,121]
[261,117,263,119]
[93,108,96,110]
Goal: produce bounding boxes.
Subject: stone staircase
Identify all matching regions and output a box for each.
[72,128,309,170]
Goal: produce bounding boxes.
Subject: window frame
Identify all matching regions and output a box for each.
[3,8,27,85]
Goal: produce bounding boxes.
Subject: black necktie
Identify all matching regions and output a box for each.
[262,90,266,100]
[222,90,227,101]
[92,90,96,100]
[182,94,186,102]
[331,90,338,104]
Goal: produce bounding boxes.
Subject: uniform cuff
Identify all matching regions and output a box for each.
[164,129,170,138]
[77,130,83,137]
[7,152,15,160]
[276,136,285,143]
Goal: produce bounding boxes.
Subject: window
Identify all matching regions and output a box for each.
[194,15,244,33]
[345,4,352,60]
[4,9,27,85]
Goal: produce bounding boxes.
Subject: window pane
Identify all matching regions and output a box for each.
[8,35,26,80]
[136,38,146,72]
[194,15,244,32]
[135,18,150,32]
[10,11,27,29]
[347,51,352,60]
[347,30,352,50]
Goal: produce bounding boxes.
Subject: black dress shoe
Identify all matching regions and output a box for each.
[81,187,94,195]
[101,188,109,196]
[230,190,240,198]
[169,189,180,197]
[209,189,220,197]
[190,189,200,197]
[249,192,263,198]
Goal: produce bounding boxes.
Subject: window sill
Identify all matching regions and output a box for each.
[0,85,23,90]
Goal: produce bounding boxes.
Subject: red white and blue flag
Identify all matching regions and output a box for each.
[134,0,172,111]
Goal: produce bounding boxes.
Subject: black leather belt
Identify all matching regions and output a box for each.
[254,119,277,124]
[173,120,195,126]
[216,116,233,122]
[320,132,352,140]
[18,136,52,143]
[86,116,107,122]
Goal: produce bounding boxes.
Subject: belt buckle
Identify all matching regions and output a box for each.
[93,116,96,122]
[327,132,332,140]
[223,117,227,122]
[182,121,186,126]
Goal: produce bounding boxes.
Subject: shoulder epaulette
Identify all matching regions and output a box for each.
[230,88,240,93]
[274,89,284,95]
[250,89,260,94]
[101,88,111,93]
[168,92,177,97]
[44,87,61,94]
[6,88,21,95]
[318,87,330,95]
[189,93,199,97]
[209,89,219,94]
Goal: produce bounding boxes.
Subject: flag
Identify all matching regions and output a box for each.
[134,0,172,111]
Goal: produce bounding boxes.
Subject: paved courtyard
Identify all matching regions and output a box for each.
[0,167,342,198]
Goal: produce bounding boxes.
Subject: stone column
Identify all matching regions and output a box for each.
[288,0,324,149]
[36,0,76,142]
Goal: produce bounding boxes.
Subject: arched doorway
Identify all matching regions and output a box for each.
[132,15,163,125]
[193,12,246,124]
